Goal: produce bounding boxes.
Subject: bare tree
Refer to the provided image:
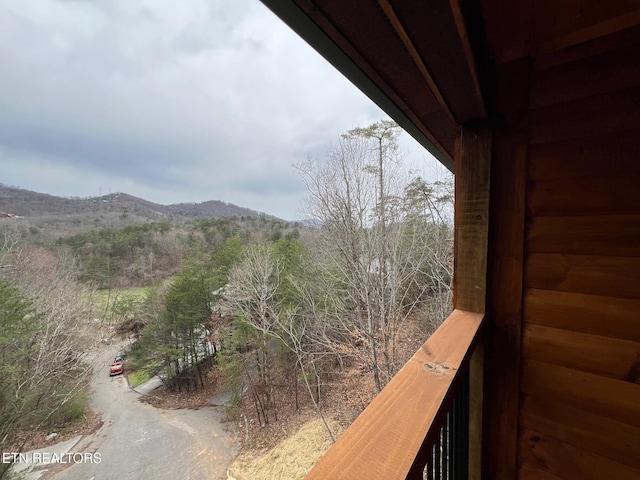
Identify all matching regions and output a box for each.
[0,224,93,457]
[7,246,94,394]
[403,174,454,327]
[296,121,453,391]
[0,220,25,273]
[225,242,283,424]
[225,241,341,440]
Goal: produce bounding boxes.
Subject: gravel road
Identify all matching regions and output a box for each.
[44,343,239,480]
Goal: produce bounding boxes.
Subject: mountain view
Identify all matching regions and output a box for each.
[0,184,278,225]
[0,123,454,480]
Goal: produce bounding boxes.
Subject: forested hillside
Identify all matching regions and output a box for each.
[0,185,278,240]
[56,216,298,287]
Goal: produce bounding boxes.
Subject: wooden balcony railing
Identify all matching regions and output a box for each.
[306,309,484,480]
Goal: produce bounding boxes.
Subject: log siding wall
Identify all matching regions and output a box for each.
[517,32,640,479]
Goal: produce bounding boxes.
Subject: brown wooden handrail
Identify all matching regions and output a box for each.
[306,309,484,480]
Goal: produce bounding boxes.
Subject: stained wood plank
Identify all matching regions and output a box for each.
[527,129,640,181]
[532,42,640,108]
[518,464,564,480]
[520,359,640,427]
[305,310,484,480]
[535,23,640,71]
[519,428,640,480]
[520,395,640,469]
[535,9,640,57]
[526,215,640,257]
[525,253,640,299]
[527,175,640,217]
[530,86,640,145]
[454,123,491,313]
[524,289,640,343]
[531,0,640,43]
[522,324,640,383]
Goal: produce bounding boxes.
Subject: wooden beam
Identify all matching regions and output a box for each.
[377,0,457,125]
[305,310,484,480]
[454,123,492,313]
[449,0,488,119]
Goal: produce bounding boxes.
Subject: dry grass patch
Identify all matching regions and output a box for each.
[228,418,345,480]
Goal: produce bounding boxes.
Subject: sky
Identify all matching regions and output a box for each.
[0,0,443,221]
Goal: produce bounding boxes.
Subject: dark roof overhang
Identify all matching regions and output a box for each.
[259,1,490,172]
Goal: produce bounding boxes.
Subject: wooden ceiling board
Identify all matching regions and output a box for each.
[390,0,487,122]
[307,1,448,116]
[481,0,533,64]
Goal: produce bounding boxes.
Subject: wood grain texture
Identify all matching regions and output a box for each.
[520,395,640,470]
[530,86,640,145]
[519,428,640,480]
[518,464,564,480]
[454,123,491,313]
[520,359,640,427]
[532,41,640,108]
[527,175,640,217]
[523,289,640,342]
[305,310,484,480]
[525,253,640,299]
[535,23,640,71]
[522,323,640,382]
[526,215,640,256]
[527,129,640,181]
[535,9,640,56]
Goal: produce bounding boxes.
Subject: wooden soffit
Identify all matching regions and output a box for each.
[260,0,489,172]
[482,0,640,65]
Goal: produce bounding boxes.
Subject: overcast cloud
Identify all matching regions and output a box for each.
[0,0,440,220]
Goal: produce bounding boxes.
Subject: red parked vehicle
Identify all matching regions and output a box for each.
[110,360,123,376]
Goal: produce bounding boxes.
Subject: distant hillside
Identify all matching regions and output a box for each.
[166,199,267,219]
[0,185,280,240]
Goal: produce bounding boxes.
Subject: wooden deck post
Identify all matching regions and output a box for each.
[454,122,492,314]
[454,122,492,480]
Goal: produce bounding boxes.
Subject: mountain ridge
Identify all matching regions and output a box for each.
[0,184,280,221]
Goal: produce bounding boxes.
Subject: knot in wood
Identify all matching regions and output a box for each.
[423,362,453,375]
